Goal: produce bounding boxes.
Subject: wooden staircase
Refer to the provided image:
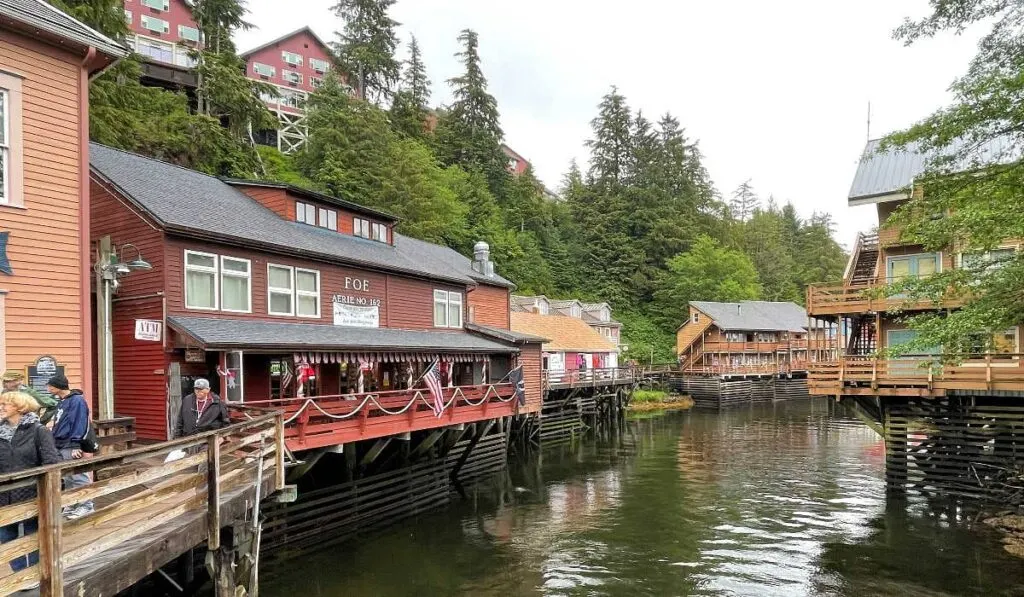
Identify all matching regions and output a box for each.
[846,316,877,356]
[848,233,880,286]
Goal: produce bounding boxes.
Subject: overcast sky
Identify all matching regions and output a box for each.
[236,0,983,249]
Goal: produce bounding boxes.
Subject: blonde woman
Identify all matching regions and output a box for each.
[0,391,59,572]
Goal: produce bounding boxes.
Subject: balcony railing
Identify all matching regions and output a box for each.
[681,361,810,376]
[698,340,815,352]
[806,279,962,316]
[244,384,518,451]
[543,367,637,388]
[808,354,1024,396]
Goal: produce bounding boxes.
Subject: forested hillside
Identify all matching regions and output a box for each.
[54,0,847,361]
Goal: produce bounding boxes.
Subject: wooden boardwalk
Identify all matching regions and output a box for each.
[544,367,638,391]
[0,407,286,596]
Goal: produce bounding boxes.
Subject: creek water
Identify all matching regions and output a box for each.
[262,399,1024,596]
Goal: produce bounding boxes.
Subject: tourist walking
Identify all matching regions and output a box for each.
[176,378,230,438]
[1,370,58,424]
[0,391,60,571]
[47,374,93,518]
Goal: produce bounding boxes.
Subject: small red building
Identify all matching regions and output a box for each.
[88,144,542,449]
[241,26,336,153]
[122,0,201,87]
[501,144,530,176]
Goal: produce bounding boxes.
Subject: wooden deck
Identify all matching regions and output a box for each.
[808,355,1024,397]
[805,282,964,316]
[245,383,525,452]
[0,408,286,596]
[544,367,637,390]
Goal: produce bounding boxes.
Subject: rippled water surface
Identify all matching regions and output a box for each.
[263,399,1024,596]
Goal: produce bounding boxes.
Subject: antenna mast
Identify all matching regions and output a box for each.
[867,101,872,141]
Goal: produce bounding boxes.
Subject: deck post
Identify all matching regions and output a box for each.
[38,469,63,597]
[275,413,286,491]
[207,435,221,551]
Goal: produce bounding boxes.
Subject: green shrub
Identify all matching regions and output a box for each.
[632,390,668,403]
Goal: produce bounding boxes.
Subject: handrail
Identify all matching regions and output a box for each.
[808,353,1024,392]
[542,367,637,387]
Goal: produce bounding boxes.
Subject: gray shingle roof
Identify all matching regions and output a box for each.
[1,0,126,60]
[690,301,808,333]
[169,316,518,353]
[849,137,1018,203]
[465,323,548,344]
[393,234,515,288]
[89,143,473,286]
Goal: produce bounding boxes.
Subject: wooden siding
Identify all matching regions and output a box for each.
[90,179,169,439]
[0,33,87,388]
[520,342,542,413]
[468,284,510,329]
[675,306,713,355]
[231,184,393,242]
[164,237,464,331]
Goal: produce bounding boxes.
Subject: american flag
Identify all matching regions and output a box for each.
[280,361,293,395]
[423,360,445,418]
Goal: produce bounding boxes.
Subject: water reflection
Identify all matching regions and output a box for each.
[263,399,1024,596]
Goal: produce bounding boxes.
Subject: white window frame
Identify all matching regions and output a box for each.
[433,290,463,328]
[267,264,295,316]
[282,70,302,85]
[253,63,275,78]
[141,0,169,10]
[354,218,370,239]
[219,256,252,314]
[318,207,338,231]
[309,58,330,73]
[0,87,8,206]
[295,268,321,318]
[371,222,387,242]
[693,312,699,324]
[296,201,315,225]
[178,24,200,43]
[310,76,323,89]
[964,327,1020,367]
[140,14,170,34]
[184,250,219,311]
[124,9,132,23]
[281,51,303,66]
[958,246,1018,270]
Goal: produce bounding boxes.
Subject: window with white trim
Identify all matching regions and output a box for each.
[295,201,315,225]
[140,15,169,34]
[433,290,463,328]
[310,58,330,73]
[354,218,370,239]
[295,268,320,317]
[961,248,1015,272]
[185,251,218,310]
[310,76,323,89]
[178,25,200,43]
[281,51,303,66]
[124,9,132,23]
[141,0,169,10]
[220,256,251,313]
[0,88,7,205]
[282,70,302,85]
[317,207,337,231]
[267,264,294,316]
[253,63,275,78]
[371,222,387,242]
[692,312,699,324]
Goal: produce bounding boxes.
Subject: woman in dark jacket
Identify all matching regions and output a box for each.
[0,391,60,572]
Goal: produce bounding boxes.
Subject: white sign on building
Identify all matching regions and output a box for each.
[134,319,163,342]
[333,302,379,328]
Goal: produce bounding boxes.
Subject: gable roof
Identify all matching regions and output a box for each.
[511,312,617,353]
[0,0,126,65]
[689,301,808,333]
[849,136,1018,205]
[393,234,516,289]
[89,143,472,286]
[240,25,333,59]
[222,179,398,223]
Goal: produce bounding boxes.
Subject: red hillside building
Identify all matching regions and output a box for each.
[241,26,336,153]
[123,0,201,88]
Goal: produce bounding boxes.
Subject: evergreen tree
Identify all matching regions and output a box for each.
[331,0,401,103]
[586,87,632,187]
[434,29,508,192]
[729,179,759,222]
[390,34,431,139]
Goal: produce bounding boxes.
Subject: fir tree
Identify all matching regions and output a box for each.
[729,179,759,222]
[390,34,431,139]
[331,0,401,103]
[586,87,632,187]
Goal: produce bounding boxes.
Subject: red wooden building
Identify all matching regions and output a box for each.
[241,26,335,153]
[122,0,201,87]
[88,143,543,450]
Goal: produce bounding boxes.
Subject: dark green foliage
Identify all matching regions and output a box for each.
[876,1,1024,356]
[331,0,401,103]
[389,35,431,139]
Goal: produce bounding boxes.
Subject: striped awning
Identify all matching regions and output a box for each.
[293,352,489,364]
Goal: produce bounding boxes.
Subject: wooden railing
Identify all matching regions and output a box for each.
[698,340,816,352]
[245,383,520,451]
[806,279,963,316]
[681,361,811,376]
[543,367,638,388]
[808,354,1024,395]
[0,407,284,596]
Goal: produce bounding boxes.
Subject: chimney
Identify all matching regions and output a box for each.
[472,241,494,277]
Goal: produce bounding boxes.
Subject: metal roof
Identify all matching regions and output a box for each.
[465,323,548,344]
[690,301,808,333]
[239,25,333,60]
[849,136,1019,205]
[89,143,474,286]
[221,179,398,223]
[0,0,126,61]
[169,316,518,353]
[392,234,516,289]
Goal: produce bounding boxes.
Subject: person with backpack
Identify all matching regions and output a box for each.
[0,391,60,571]
[46,374,94,519]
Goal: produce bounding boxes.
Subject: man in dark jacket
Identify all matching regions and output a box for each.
[176,378,230,438]
[46,374,93,518]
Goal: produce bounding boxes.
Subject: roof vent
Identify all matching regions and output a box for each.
[737,304,742,315]
[472,241,494,277]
